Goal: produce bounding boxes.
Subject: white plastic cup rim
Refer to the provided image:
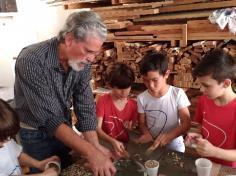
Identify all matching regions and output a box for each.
[44,161,61,174]
[195,158,212,168]
[195,158,212,176]
[145,160,159,176]
[145,160,159,169]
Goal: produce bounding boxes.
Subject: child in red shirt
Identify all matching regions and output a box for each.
[185,49,236,168]
[96,63,137,157]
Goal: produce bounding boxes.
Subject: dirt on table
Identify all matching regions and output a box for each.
[61,131,198,176]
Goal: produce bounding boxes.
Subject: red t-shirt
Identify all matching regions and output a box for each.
[194,95,236,168]
[96,93,137,143]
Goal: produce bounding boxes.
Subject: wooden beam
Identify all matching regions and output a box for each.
[134,10,212,22]
[159,0,236,13]
[141,24,183,31]
[96,8,159,18]
[180,24,188,47]
[115,31,157,36]
[92,0,173,11]
[173,0,210,5]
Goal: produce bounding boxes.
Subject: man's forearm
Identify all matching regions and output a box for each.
[54,123,98,158]
[83,130,100,147]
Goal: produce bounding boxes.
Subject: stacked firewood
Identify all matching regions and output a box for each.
[92,41,236,90]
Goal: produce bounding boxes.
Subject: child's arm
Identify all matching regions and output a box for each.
[26,168,58,176]
[153,107,190,148]
[19,153,59,171]
[196,138,236,162]
[136,113,154,144]
[97,117,125,157]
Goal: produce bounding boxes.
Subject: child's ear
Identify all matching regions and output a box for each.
[223,79,232,88]
[164,70,170,78]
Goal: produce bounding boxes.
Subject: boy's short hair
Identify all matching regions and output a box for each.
[0,99,20,141]
[193,48,236,83]
[139,50,169,76]
[106,62,135,89]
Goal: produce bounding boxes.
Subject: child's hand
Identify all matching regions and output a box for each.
[135,132,154,144]
[196,138,216,157]
[185,132,203,148]
[37,156,60,171]
[123,120,132,130]
[43,167,59,176]
[123,121,133,130]
[111,139,126,157]
[152,133,173,149]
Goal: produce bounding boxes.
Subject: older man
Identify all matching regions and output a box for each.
[14,11,116,176]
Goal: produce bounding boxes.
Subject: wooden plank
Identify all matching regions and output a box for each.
[171,40,177,47]
[111,0,119,5]
[180,24,188,47]
[65,2,103,9]
[114,35,156,40]
[173,0,209,5]
[106,21,133,29]
[96,8,159,18]
[92,1,173,11]
[127,25,144,31]
[115,31,157,36]
[187,19,228,30]
[118,0,146,4]
[159,0,236,13]
[141,24,183,31]
[108,36,181,42]
[101,15,140,21]
[156,34,182,39]
[134,10,212,22]
[188,33,236,40]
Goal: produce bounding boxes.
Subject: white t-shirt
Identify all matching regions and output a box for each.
[137,86,190,152]
[0,139,23,176]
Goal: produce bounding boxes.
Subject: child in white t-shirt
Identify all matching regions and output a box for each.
[0,99,60,176]
[136,51,191,152]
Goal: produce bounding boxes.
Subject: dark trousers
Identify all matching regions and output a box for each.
[19,128,73,173]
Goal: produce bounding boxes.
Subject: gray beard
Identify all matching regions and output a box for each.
[68,59,85,72]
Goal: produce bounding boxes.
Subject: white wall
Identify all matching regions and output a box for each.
[0,0,80,87]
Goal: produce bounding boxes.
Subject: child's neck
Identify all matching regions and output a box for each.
[0,141,4,148]
[214,88,236,106]
[110,94,128,111]
[149,84,169,98]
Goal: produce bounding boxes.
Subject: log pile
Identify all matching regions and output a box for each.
[92,41,236,90]
[56,0,236,106]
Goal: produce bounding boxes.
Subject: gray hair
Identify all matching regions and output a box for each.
[58,11,107,42]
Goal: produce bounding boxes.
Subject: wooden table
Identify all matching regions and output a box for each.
[61,131,236,176]
[61,148,236,176]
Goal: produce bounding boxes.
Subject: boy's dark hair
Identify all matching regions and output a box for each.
[193,48,236,83]
[0,99,20,142]
[106,62,135,89]
[139,50,169,76]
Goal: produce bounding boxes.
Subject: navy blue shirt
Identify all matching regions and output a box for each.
[14,37,97,135]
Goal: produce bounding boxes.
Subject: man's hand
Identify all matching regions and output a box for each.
[87,148,116,176]
[196,138,216,157]
[135,132,154,144]
[95,143,115,160]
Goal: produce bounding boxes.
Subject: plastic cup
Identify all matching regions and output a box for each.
[145,160,159,176]
[195,158,212,176]
[44,161,61,174]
